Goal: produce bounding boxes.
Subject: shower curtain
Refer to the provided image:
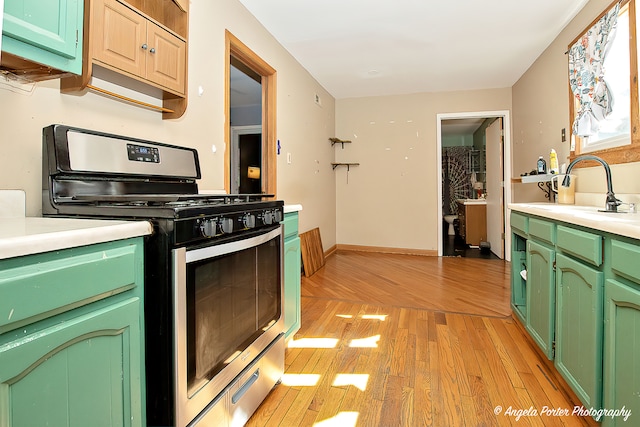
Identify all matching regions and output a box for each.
[442,147,472,215]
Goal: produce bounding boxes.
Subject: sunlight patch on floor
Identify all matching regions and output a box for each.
[361,314,387,321]
[349,334,380,348]
[280,373,321,387]
[288,337,339,348]
[336,314,353,319]
[313,411,359,427]
[332,374,369,391]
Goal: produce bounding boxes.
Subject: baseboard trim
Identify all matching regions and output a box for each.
[324,244,337,259]
[336,244,437,257]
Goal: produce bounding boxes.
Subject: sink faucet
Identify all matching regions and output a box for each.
[562,155,621,212]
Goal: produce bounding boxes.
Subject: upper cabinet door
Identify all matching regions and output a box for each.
[92,0,146,78]
[145,21,185,94]
[2,0,82,73]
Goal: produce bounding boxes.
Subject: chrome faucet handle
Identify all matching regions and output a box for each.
[616,201,637,213]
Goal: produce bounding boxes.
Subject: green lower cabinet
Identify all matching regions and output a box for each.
[0,238,145,427]
[284,235,301,339]
[555,254,604,409]
[603,279,640,426]
[283,212,301,340]
[526,240,556,359]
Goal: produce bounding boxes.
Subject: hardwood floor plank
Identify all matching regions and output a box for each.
[468,374,498,427]
[414,359,433,426]
[436,321,465,426]
[379,375,404,426]
[246,252,594,427]
[482,317,526,389]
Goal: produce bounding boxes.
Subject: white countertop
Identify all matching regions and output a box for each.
[284,204,303,213]
[0,217,153,260]
[457,199,487,205]
[510,202,640,240]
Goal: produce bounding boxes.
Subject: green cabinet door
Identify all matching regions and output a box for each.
[2,0,83,74]
[0,297,144,427]
[555,253,604,409]
[511,231,527,322]
[284,235,301,339]
[526,240,556,359]
[603,279,640,427]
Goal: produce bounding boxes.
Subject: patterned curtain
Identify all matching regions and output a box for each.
[442,147,471,214]
[568,2,620,137]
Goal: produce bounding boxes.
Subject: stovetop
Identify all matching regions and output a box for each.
[48,193,281,220]
[69,193,272,205]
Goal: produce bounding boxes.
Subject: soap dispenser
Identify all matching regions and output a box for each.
[537,156,547,174]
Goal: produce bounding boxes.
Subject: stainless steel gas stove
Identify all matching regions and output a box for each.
[42,124,285,427]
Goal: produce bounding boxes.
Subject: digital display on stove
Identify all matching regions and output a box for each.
[127,144,160,163]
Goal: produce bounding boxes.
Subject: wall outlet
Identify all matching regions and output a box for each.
[314,93,322,106]
[287,152,292,164]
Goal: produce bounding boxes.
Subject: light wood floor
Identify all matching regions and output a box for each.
[247,251,590,427]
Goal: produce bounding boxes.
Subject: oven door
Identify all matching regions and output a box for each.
[173,225,284,427]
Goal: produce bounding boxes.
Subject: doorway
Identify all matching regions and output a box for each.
[231,125,262,193]
[225,31,277,196]
[437,111,512,260]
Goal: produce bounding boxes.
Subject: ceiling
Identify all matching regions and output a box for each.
[237,0,589,99]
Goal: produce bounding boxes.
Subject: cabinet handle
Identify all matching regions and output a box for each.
[141,43,148,50]
[150,48,156,54]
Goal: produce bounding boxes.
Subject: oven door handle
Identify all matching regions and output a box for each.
[185,226,282,263]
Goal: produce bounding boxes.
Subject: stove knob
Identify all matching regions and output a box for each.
[219,217,234,234]
[243,213,256,229]
[262,211,274,225]
[200,219,217,237]
[273,209,283,223]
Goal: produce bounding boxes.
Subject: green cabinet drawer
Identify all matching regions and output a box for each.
[283,212,299,239]
[511,211,528,235]
[529,218,556,245]
[611,239,640,284]
[557,225,603,267]
[0,238,143,334]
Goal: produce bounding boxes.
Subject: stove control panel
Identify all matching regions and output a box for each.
[176,205,283,245]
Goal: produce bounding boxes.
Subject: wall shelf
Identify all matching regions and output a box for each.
[331,162,359,171]
[329,137,352,148]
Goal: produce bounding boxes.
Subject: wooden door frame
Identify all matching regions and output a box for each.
[225,30,277,196]
[436,110,512,260]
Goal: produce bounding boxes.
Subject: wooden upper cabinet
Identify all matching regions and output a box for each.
[61,0,188,118]
[93,0,186,94]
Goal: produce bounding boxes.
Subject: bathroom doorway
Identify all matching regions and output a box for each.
[437,111,512,260]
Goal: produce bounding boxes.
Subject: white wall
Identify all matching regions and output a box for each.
[0,0,337,246]
[335,89,512,252]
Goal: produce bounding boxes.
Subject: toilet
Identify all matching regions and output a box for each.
[443,214,458,236]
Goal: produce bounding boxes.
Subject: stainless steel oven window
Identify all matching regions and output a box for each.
[173,226,283,427]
